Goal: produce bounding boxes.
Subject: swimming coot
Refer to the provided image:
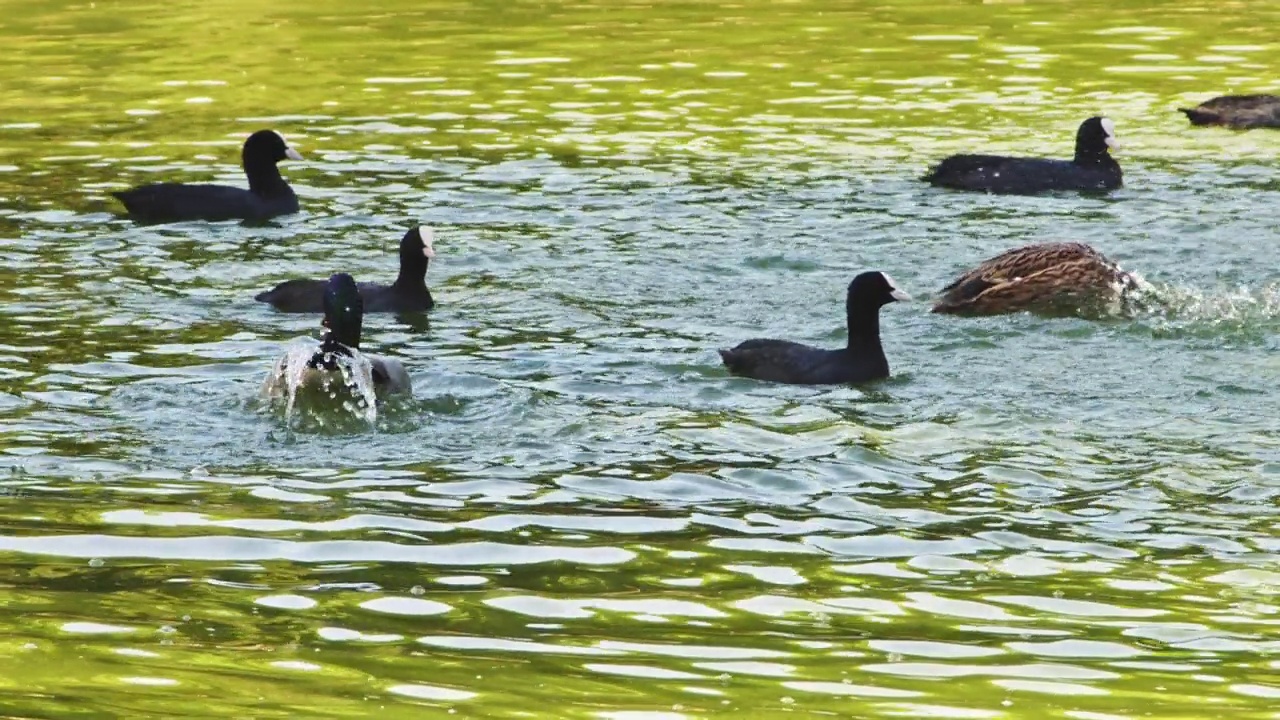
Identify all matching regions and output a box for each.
[923,117,1122,194]
[932,242,1141,317]
[255,227,436,313]
[263,273,412,396]
[719,271,910,385]
[112,129,303,223]
[1179,94,1280,129]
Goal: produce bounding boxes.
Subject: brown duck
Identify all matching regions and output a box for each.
[932,242,1140,317]
[1179,94,1280,129]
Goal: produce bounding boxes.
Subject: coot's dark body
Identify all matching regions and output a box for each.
[718,271,910,385]
[720,340,888,385]
[923,117,1121,195]
[255,227,436,314]
[257,277,433,314]
[112,129,302,223]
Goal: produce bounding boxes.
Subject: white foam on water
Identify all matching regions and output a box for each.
[1124,278,1280,334]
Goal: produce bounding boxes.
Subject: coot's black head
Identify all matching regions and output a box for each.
[322,273,364,350]
[242,129,303,169]
[847,271,912,311]
[399,226,435,276]
[1074,117,1119,161]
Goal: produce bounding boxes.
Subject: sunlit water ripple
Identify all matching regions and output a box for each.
[0,0,1279,717]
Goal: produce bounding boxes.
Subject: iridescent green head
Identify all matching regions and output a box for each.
[322,273,363,351]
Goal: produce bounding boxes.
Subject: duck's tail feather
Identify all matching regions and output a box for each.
[718,349,744,372]
[1179,108,1219,126]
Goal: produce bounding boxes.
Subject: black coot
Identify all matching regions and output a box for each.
[255,227,435,313]
[718,271,910,385]
[923,117,1122,194]
[112,129,303,223]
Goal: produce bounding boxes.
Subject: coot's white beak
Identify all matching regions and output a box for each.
[286,146,304,161]
[880,272,911,301]
[1101,117,1119,150]
[420,227,435,259]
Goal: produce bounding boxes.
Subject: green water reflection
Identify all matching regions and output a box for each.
[0,0,1278,717]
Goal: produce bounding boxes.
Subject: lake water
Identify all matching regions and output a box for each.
[1,0,1279,717]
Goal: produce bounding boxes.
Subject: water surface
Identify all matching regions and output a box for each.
[2,0,1279,717]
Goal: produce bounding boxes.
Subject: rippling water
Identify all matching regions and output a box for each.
[1,0,1279,717]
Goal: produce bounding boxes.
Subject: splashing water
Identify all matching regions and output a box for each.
[1127,279,1280,338]
[261,339,380,429]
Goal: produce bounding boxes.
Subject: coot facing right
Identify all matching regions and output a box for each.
[719,271,910,385]
[112,129,303,223]
[255,226,436,313]
[923,117,1122,195]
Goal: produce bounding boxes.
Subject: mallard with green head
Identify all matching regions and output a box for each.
[932,242,1141,317]
[264,273,412,398]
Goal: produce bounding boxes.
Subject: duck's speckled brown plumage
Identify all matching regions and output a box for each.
[1179,94,1280,129]
[932,242,1139,317]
